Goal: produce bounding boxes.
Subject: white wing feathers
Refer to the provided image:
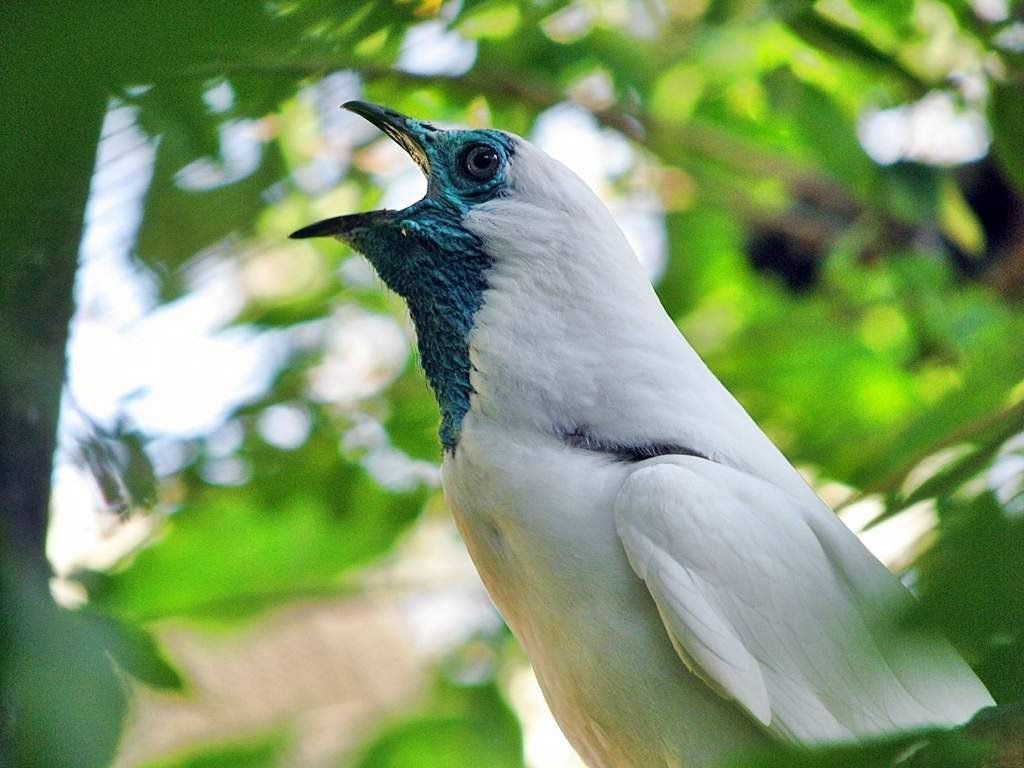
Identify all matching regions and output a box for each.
[614,457,994,744]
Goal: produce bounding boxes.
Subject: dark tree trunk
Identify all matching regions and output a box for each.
[0,6,124,768]
[0,51,105,578]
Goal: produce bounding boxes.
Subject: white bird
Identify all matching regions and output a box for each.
[293,102,994,768]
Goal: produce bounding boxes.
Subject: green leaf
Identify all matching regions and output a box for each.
[381,364,442,462]
[849,378,1024,495]
[649,63,706,125]
[880,163,941,224]
[730,733,931,768]
[355,26,392,57]
[2,559,127,768]
[849,0,914,30]
[764,71,877,196]
[658,207,751,321]
[83,434,428,623]
[913,492,1024,700]
[137,732,286,768]
[990,82,1024,197]
[457,0,522,40]
[710,301,919,477]
[897,407,1023,508]
[86,611,185,690]
[135,114,288,296]
[780,7,924,92]
[939,176,986,257]
[352,680,524,768]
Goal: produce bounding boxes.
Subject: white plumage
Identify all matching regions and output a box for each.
[441,137,993,767]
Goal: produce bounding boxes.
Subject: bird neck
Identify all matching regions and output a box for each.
[406,273,488,451]
[460,194,705,446]
[374,221,492,452]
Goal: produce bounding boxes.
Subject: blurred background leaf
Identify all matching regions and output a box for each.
[136,733,287,768]
[352,678,524,768]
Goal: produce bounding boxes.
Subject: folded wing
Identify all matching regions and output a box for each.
[614,457,993,743]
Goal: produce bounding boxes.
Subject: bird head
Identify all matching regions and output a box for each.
[292,102,647,450]
[292,101,515,295]
[292,101,520,449]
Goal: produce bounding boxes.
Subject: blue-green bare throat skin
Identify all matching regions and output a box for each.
[290,102,515,450]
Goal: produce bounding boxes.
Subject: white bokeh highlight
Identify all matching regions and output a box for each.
[858,91,989,166]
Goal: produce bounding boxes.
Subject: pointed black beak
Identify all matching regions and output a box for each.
[290,101,436,241]
[289,209,396,240]
[343,100,434,175]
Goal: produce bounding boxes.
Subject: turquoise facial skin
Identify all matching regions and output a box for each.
[292,102,515,450]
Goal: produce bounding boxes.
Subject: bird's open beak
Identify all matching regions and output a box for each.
[290,101,434,241]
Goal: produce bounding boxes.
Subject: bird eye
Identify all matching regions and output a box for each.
[460,144,501,181]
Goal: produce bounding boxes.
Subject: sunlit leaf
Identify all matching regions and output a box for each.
[457,0,522,40]
[137,732,287,768]
[82,436,428,623]
[352,680,524,768]
[939,175,986,257]
[356,26,392,57]
[848,0,914,31]
[779,6,924,92]
[650,62,706,125]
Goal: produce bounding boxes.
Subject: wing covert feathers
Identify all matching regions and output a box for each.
[613,458,994,744]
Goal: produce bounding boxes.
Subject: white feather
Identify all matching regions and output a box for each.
[438,134,993,767]
[614,458,994,743]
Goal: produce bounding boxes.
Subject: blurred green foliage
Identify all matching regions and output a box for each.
[84,436,427,624]
[137,734,288,768]
[353,679,524,768]
[3,0,1024,767]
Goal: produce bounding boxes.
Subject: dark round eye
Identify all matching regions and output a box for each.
[460,144,501,181]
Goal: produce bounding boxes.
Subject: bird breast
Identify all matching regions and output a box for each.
[442,416,771,768]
